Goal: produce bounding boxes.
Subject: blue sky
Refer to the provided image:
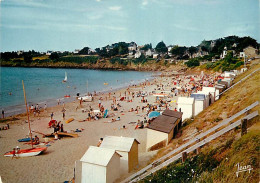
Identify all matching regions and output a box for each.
[0,0,259,52]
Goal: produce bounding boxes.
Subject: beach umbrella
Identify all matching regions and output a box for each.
[148,111,160,119]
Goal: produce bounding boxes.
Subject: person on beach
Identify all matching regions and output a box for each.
[51,112,54,120]
[34,135,39,145]
[97,138,103,147]
[2,109,4,119]
[44,104,47,112]
[62,108,66,119]
[60,123,64,132]
[58,99,60,105]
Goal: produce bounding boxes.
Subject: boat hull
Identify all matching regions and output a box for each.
[4,147,47,157]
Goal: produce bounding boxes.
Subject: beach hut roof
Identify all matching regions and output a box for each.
[190,93,205,100]
[100,136,140,152]
[148,115,179,133]
[177,97,194,105]
[162,109,183,119]
[80,146,121,166]
[148,110,182,133]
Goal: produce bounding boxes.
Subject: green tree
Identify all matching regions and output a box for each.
[155,41,167,53]
[79,47,90,55]
[49,52,59,61]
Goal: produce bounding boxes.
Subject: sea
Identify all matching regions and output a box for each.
[0,67,154,116]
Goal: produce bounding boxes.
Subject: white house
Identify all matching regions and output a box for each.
[17,50,24,55]
[190,93,206,116]
[240,52,245,58]
[145,49,153,57]
[100,136,139,174]
[222,78,232,87]
[79,146,121,183]
[128,43,137,51]
[177,97,195,121]
[134,50,142,58]
[202,87,216,105]
[153,53,159,59]
[46,50,53,56]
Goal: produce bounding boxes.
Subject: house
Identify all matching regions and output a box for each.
[17,50,24,55]
[240,52,245,58]
[145,49,153,57]
[177,97,195,121]
[190,93,206,116]
[146,110,182,151]
[243,46,259,58]
[128,42,137,51]
[79,146,121,183]
[134,50,142,58]
[74,49,80,54]
[202,87,216,105]
[153,53,159,59]
[46,50,53,56]
[222,78,232,87]
[100,136,139,174]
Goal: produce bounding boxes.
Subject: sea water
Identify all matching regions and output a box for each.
[0,67,154,116]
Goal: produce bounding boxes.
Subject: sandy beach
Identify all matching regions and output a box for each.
[0,69,218,183]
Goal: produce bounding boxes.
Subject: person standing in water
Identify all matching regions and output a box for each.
[2,109,4,119]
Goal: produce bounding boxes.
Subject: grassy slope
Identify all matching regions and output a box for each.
[141,60,260,182]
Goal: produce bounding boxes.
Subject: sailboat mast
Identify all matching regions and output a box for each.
[22,80,33,149]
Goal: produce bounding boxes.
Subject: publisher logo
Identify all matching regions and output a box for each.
[236,163,253,177]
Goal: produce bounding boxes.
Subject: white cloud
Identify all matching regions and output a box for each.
[96,0,101,2]
[109,6,121,11]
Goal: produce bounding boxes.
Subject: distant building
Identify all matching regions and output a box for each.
[128,42,137,51]
[74,49,80,54]
[240,52,245,58]
[145,49,153,57]
[153,53,159,59]
[46,50,53,56]
[134,50,141,58]
[17,50,24,55]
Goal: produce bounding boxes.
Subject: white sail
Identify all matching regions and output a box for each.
[63,72,67,82]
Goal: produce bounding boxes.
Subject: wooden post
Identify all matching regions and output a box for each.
[182,152,187,163]
[241,118,248,136]
[196,139,200,155]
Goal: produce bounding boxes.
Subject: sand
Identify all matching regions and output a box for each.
[0,70,215,183]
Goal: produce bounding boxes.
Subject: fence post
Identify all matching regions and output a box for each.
[241,118,248,136]
[182,152,187,163]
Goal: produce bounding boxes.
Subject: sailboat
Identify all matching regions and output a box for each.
[4,81,47,158]
[63,72,67,83]
[77,80,93,102]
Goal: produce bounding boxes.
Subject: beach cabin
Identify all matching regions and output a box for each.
[190,93,206,116]
[196,91,210,108]
[202,87,216,104]
[80,146,121,183]
[222,78,232,87]
[146,110,182,151]
[177,97,195,121]
[100,136,139,174]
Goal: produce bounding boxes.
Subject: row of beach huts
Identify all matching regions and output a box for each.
[74,69,245,183]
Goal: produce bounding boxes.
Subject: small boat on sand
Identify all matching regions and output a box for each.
[45,132,78,138]
[4,147,47,157]
[18,137,34,142]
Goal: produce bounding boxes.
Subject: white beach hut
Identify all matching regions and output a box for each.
[80,146,121,183]
[196,91,210,108]
[177,97,195,121]
[190,93,206,116]
[202,87,216,104]
[222,78,232,87]
[100,136,140,174]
